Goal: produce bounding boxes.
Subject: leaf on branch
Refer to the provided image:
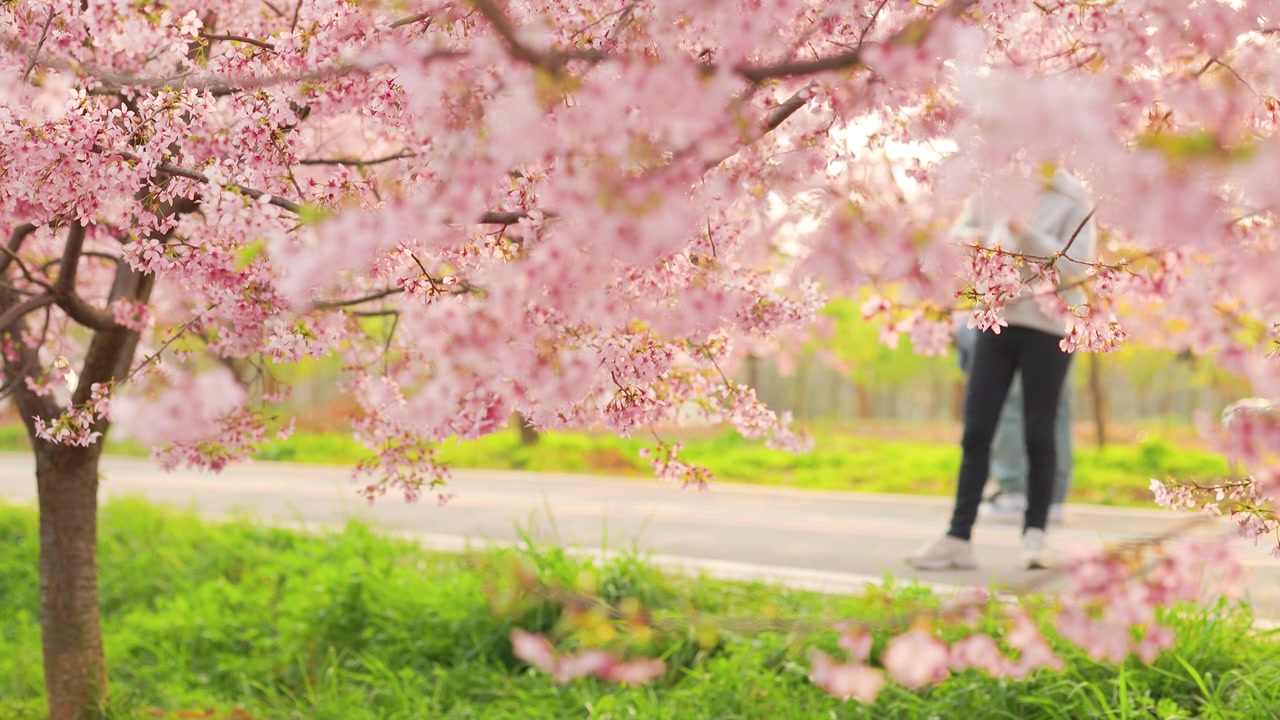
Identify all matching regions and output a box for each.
[295,203,334,225]
[235,241,267,270]
[1135,129,1256,165]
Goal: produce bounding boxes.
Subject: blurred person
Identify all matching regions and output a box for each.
[954,323,1072,525]
[909,168,1096,571]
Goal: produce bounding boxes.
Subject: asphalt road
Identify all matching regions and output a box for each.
[2,452,1277,618]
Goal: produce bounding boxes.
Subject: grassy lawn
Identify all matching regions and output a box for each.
[0,422,1232,508]
[0,499,1274,719]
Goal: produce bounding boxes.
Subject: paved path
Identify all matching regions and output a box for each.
[2,453,1277,618]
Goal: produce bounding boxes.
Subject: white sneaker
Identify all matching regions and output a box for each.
[1021,528,1051,570]
[979,495,1067,527]
[978,493,1026,525]
[1048,504,1066,525]
[908,534,978,571]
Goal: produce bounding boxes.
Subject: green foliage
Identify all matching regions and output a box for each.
[0,423,26,451]
[255,431,370,464]
[813,296,959,386]
[0,500,1274,719]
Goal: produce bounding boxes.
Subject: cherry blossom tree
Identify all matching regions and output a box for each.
[5,0,1280,717]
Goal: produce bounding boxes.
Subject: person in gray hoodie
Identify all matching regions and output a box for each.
[909,169,1096,571]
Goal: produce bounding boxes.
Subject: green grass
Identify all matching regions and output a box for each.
[259,427,1229,507]
[0,423,1232,508]
[0,499,1274,719]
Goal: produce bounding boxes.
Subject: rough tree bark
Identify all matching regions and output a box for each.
[34,443,107,720]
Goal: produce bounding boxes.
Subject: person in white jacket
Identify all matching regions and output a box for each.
[910,168,1096,570]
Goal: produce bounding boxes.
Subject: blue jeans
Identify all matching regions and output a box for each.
[955,327,1073,505]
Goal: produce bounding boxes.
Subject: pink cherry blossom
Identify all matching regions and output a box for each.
[881,629,950,689]
[809,650,886,704]
[510,629,557,674]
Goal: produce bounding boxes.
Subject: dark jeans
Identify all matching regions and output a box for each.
[948,326,1073,540]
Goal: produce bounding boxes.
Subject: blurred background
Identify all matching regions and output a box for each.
[0,296,1236,511]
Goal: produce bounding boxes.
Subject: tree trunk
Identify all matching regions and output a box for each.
[1088,353,1108,449]
[951,380,966,422]
[744,354,761,392]
[792,356,809,421]
[855,383,873,419]
[36,443,106,720]
[512,412,540,446]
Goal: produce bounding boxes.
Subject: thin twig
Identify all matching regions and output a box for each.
[315,287,404,309]
[297,150,416,166]
[200,32,276,51]
[0,239,56,292]
[390,12,433,29]
[381,312,400,375]
[0,305,52,402]
[269,134,305,197]
[1058,204,1098,259]
[1208,58,1260,97]
[22,7,55,82]
[857,0,891,48]
[123,306,217,384]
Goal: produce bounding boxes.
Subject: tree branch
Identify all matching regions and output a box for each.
[479,209,537,225]
[315,287,404,309]
[0,223,37,277]
[0,304,51,403]
[858,0,891,48]
[470,0,606,72]
[103,144,553,227]
[0,236,55,293]
[297,150,416,166]
[734,0,976,83]
[1052,204,1098,262]
[200,32,276,51]
[0,271,59,423]
[51,223,117,332]
[157,161,302,212]
[735,49,867,84]
[698,0,973,172]
[55,221,87,295]
[470,0,554,69]
[602,3,636,47]
[98,145,307,214]
[390,12,433,29]
[91,49,467,97]
[762,85,813,135]
[84,0,973,238]
[21,7,55,82]
[0,293,55,335]
[74,270,161,405]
